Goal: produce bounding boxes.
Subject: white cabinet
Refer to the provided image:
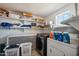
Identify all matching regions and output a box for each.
[47,46,65,56]
[47,38,79,56]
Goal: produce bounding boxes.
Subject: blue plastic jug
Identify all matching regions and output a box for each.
[63,32,70,44]
[54,32,58,40]
[58,32,63,42]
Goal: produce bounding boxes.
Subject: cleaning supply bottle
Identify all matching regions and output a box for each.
[63,32,70,44]
[54,32,58,40]
[50,31,54,40]
[58,32,63,42]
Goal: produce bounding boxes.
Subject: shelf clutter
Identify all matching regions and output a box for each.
[0,8,49,30]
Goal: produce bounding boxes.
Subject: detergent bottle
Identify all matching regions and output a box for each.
[63,32,70,44]
[49,31,54,40]
[54,31,58,40]
[58,32,63,42]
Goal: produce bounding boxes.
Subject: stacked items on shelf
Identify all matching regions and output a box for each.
[0,22,33,29]
[0,8,49,29]
[32,17,49,29]
[21,21,32,28]
[9,11,21,19]
[0,22,13,29]
[0,8,22,20]
[0,8,9,17]
[23,12,33,17]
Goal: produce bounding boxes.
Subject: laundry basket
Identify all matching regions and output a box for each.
[20,42,32,56]
[4,45,19,56]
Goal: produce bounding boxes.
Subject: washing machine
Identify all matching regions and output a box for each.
[36,33,49,56]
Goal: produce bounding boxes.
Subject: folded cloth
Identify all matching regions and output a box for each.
[0,22,13,28]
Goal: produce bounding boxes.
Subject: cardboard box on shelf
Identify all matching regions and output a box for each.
[0,8,9,17]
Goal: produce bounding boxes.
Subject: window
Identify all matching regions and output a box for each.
[55,10,72,26]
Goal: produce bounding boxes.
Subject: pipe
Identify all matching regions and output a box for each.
[75,3,78,16]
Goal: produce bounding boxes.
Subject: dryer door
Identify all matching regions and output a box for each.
[36,37,43,51]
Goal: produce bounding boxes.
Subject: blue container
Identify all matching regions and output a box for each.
[21,25,31,28]
[0,22,13,29]
[58,32,63,42]
[54,32,58,40]
[63,32,70,44]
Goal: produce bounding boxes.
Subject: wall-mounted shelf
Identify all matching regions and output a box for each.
[0,16,20,20]
[0,16,47,31]
[52,24,71,30]
[61,16,76,25]
[53,25,71,28]
[0,16,45,23]
[61,16,79,31]
[52,24,79,34]
[1,27,31,29]
[53,27,79,34]
[0,26,45,30]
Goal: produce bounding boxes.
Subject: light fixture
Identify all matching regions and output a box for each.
[49,21,53,28]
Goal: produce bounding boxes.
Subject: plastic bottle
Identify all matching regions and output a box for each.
[63,32,70,44]
[50,31,54,40]
[58,32,63,42]
[54,32,58,40]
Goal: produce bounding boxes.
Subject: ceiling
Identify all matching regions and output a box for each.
[0,3,70,17]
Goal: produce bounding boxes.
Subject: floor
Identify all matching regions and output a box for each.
[0,49,41,56]
[32,49,41,56]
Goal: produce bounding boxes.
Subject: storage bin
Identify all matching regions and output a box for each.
[4,45,19,56]
[20,42,32,56]
[0,43,5,53]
